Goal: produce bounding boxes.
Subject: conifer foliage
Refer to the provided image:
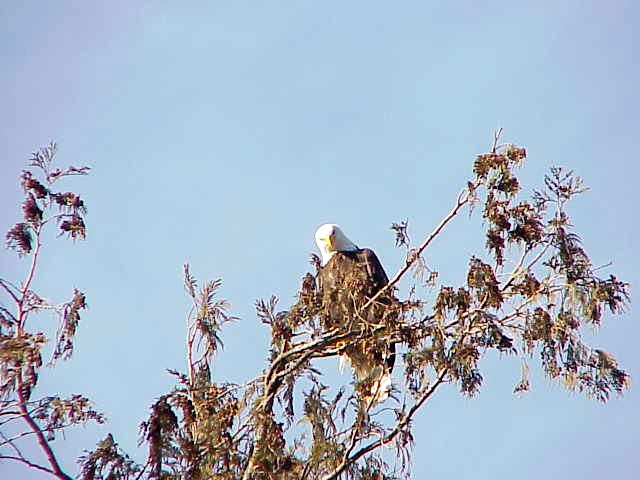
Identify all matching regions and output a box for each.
[0,134,630,479]
[1,144,97,479]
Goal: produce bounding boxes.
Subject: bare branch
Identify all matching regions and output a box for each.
[323,370,448,480]
[15,381,73,480]
[0,429,40,446]
[362,180,482,312]
[0,455,57,476]
[0,279,20,305]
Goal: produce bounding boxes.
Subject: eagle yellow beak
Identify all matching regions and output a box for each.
[325,234,335,251]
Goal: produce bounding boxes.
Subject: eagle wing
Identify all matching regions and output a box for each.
[357,248,389,290]
[318,248,397,403]
[357,248,396,377]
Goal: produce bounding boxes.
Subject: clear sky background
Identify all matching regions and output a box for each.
[1,1,638,479]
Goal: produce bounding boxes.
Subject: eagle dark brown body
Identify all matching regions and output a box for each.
[318,248,397,400]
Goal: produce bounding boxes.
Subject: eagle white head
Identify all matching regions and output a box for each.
[315,223,358,266]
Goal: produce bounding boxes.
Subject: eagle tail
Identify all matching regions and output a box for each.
[369,371,392,404]
[338,354,350,373]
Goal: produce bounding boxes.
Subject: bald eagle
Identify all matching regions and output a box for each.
[314,223,397,404]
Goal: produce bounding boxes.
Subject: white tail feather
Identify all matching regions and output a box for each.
[369,371,392,404]
[338,352,392,404]
[338,354,350,374]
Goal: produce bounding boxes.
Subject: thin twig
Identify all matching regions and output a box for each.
[322,370,448,480]
[15,383,72,479]
[361,181,481,313]
[501,246,530,290]
[0,429,38,447]
[0,279,20,304]
[0,305,18,325]
[20,225,43,307]
[492,128,504,153]
[0,455,57,475]
[0,429,24,459]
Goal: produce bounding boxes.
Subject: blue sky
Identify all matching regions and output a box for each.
[1,1,639,478]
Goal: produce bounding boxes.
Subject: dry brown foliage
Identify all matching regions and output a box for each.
[1,135,630,480]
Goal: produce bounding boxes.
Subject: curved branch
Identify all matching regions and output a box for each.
[323,370,448,480]
[16,377,72,480]
[0,429,38,447]
[362,181,481,312]
[0,455,57,476]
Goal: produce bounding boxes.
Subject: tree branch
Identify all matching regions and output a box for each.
[242,180,483,479]
[362,181,481,312]
[17,224,43,331]
[0,455,57,476]
[323,370,448,480]
[0,278,20,305]
[22,227,41,294]
[16,377,72,480]
[0,429,38,447]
